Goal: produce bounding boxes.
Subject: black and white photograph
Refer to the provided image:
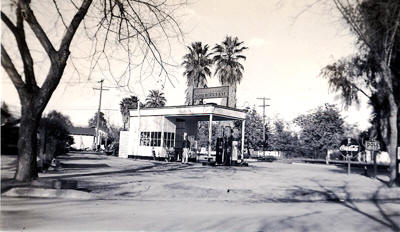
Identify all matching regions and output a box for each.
[1,0,400,231]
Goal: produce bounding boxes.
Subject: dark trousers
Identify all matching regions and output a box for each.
[223,149,231,166]
[216,138,223,164]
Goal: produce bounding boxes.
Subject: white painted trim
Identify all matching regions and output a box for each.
[129,104,246,120]
[208,114,213,157]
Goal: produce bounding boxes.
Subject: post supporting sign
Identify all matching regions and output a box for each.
[365,140,381,178]
[339,138,359,175]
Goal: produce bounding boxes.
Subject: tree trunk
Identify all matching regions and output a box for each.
[122,115,127,131]
[228,82,237,108]
[15,101,41,182]
[380,62,399,186]
[186,85,194,105]
[387,94,398,186]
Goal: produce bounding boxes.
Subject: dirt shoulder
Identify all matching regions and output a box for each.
[2,152,400,201]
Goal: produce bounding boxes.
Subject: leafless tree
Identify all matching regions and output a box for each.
[1,0,185,181]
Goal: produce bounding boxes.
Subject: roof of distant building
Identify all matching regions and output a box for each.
[69,126,95,136]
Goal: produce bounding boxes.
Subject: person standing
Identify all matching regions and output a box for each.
[216,127,224,165]
[222,126,233,166]
[152,146,156,161]
[231,128,241,165]
[182,133,190,164]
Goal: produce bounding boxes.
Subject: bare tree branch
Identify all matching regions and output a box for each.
[386,6,400,65]
[38,0,93,107]
[59,0,93,53]
[51,0,68,29]
[1,44,26,91]
[333,0,374,52]
[1,11,18,36]
[1,10,38,91]
[19,0,58,62]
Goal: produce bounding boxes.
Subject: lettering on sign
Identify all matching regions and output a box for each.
[193,86,229,100]
[339,138,359,157]
[365,140,380,151]
[339,145,359,152]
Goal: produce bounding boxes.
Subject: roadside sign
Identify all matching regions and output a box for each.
[193,86,229,100]
[339,138,359,157]
[365,140,380,151]
[364,140,380,178]
[339,138,359,175]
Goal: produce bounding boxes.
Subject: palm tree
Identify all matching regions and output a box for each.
[182,42,213,105]
[213,36,248,108]
[145,90,167,108]
[120,96,141,130]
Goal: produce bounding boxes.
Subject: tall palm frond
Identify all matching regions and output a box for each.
[145,90,167,108]
[182,41,213,105]
[213,36,248,85]
[120,95,141,130]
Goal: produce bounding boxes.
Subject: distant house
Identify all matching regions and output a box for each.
[1,109,20,155]
[69,127,95,150]
[68,126,107,150]
[1,120,20,155]
[1,108,11,126]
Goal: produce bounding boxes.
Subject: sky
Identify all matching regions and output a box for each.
[1,0,372,129]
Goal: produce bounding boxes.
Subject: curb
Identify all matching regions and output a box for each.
[2,187,92,199]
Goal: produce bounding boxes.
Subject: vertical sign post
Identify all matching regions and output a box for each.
[347,151,351,175]
[339,138,359,175]
[363,149,368,176]
[373,150,377,178]
[365,140,380,178]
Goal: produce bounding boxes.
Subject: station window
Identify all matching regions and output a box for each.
[140,132,150,146]
[141,131,174,147]
[150,132,161,147]
[163,132,175,148]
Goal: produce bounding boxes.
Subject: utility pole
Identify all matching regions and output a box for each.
[93,80,109,151]
[257,97,270,157]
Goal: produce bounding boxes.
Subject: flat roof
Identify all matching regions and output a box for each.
[69,126,95,136]
[129,104,247,121]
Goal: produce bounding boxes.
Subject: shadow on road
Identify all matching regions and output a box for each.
[61,163,110,169]
[0,156,17,171]
[58,156,107,161]
[42,161,206,180]
[326,163,390,178]
[290,181,400,232]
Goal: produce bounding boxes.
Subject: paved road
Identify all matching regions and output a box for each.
[2,197,399,231]
[1,152,400,231]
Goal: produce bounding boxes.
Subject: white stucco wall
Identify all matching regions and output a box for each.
[128,116,176,157]
[118,131,130,158]
[71,135,94,150]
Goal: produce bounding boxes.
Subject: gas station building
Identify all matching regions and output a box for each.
[118,86,247,160]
